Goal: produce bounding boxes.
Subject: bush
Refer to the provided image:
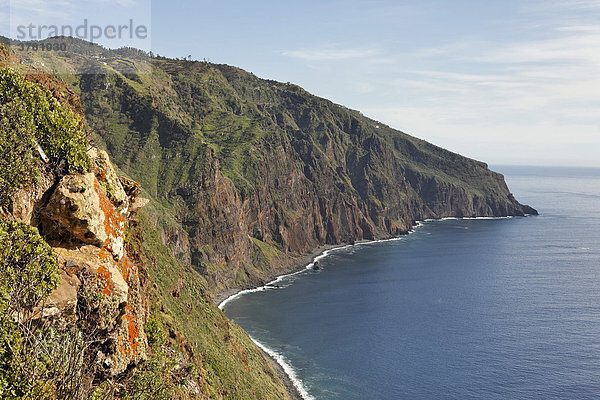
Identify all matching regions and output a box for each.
[0,219,59,316]
[144,314,165,346]
[90,348,177,400]
[0,219,60,399]
[0,68,90,206]
[0,101,38,208]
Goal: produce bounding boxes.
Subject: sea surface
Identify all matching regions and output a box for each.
[222,166,600,400]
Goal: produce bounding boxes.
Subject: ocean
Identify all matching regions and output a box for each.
[222,166,600,400]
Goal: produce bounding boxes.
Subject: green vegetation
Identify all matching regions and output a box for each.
[0,219,59,318]
[0,68,90,206]
[0,37,534,399]
[250,237,280,266]
[128,207,290,399]
[0,219,61,399]
[0,101,38,208]
[144,314,166,346]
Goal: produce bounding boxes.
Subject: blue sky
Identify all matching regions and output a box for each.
[2,0,600,166]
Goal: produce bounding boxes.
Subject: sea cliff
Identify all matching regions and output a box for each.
[0,37,536,399]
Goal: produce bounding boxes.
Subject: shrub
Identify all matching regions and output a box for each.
[0,219,59,317]
[0,219,60,399]
[0,101,38,208]
[144,314,165,346]
[0,68,90,206]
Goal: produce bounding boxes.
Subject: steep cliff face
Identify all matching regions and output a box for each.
[22,45,534,295]
[167,119,536,293]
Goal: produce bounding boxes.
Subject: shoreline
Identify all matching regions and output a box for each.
[216,216,526,306]
[216,232,420,308]
[216,245,338,308]
[215,243,342,307]
[255,339,308,400]
[216,229,417,400]
[216,215,527,400]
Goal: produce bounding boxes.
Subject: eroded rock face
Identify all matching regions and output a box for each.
[36,153,147,377]
[38,270,81,323]
[54,246,128,307]
[42,172,126,260]
[52,245,146,375]
[88,147,128,207]
[9,163,55,226]
[43,173,108,246]
[168,130,537,295]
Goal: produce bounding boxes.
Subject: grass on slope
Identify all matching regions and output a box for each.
[131,203,291,400]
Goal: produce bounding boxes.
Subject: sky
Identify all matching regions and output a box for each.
[2,0,599,167]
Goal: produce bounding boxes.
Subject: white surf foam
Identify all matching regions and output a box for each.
[463,216,514,220]
[219,220,433,310]
[219,249,338,310]
[424,216,514,222]
[250,338,315,400]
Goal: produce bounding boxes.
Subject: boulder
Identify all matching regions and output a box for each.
[42,172,126,260]
[51,245,146,377]
[43,173,107,245]
[53,246,129,311]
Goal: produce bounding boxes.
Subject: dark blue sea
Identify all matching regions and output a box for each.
[222,166,600,400]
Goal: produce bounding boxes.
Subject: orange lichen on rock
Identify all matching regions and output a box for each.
[95,177,124,236]
[92,175,146,362]
[94,168,107,181]
[94,176,126,259]
[96,265,113,296]
[98,247,110,261]
[120,304,141,356]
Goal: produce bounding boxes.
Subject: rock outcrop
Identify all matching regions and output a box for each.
[41,164,147,376]
[9,151,150,378]
[43,173,112,246]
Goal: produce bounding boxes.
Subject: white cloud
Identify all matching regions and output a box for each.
[282,47,380,61]
[361,104,600,166]
[474,34,600,65]
[541,0,600,10]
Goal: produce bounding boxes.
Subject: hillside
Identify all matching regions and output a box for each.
[3,37,535,293]
[0,45,295,399]
[0,36,536,399]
